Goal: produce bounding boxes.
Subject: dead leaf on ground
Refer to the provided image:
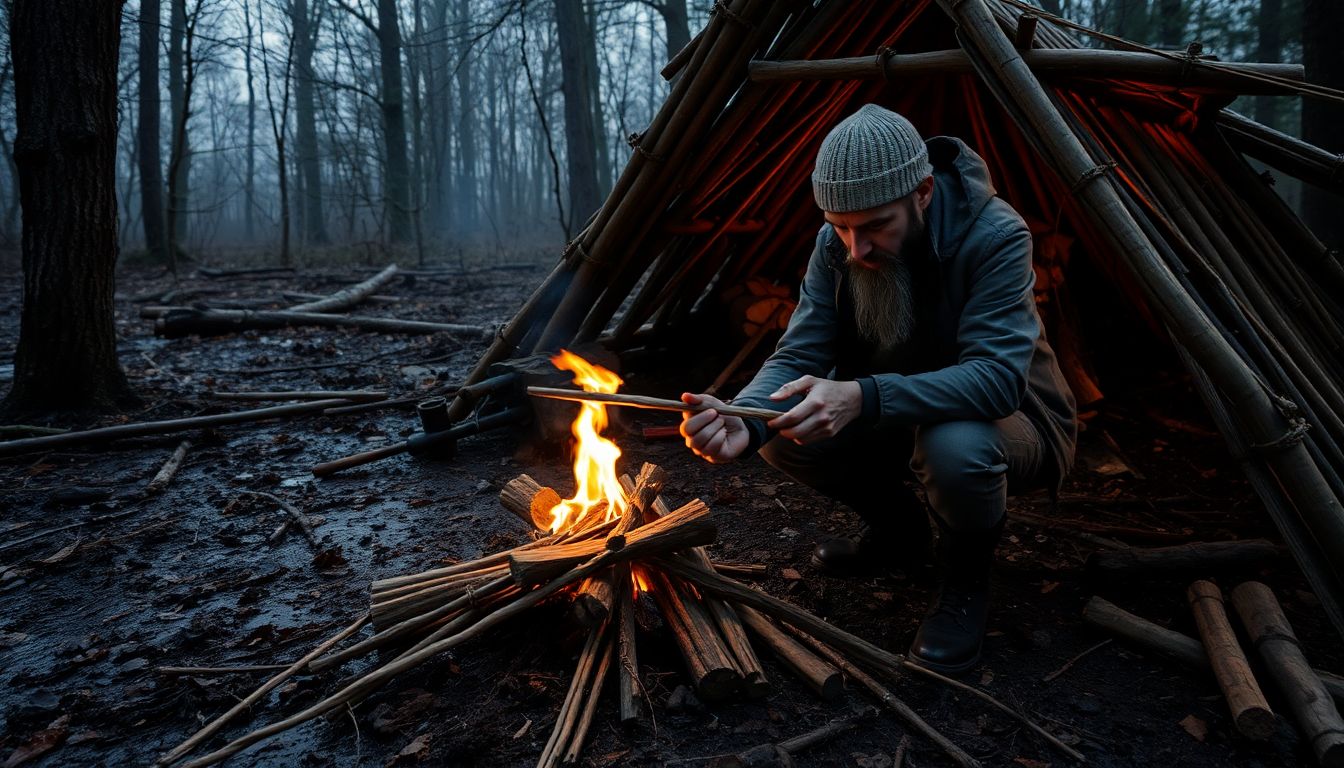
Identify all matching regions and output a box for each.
[3,714,70,768]
[1179,714,1208,742]
[781,568,802,581]
[34,538,81,566]
[386,733,431,766]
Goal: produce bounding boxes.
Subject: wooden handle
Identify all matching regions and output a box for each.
[526,386,780,421]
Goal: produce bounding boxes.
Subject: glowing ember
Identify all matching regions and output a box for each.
[547,350,630,533]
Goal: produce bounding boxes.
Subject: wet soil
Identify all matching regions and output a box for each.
[1,256,1339,768]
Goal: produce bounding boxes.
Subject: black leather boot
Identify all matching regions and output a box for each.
[812,508,933,576]
[908,517,1004,674]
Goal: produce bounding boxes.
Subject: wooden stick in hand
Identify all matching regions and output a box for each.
[526,386,779,421]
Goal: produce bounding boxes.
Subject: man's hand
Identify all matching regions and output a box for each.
[766,376,863,444]
[680,392,751,464]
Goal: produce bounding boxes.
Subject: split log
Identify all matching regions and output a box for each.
[500,474,563,531]
[708,598,771,698]
[144,439,192,495]
[617,568,642,724]
[1186,580,1276,740]
[572,574,616,628]
[508,499,715,587]
[526,386,781,421]
[648,570,742,701]
[0,398,352,458]
[747,49,1305,94]
[287,264,399,312]
[1083,596,1344,703]
[737,605,840,700]
[1231,582,1344,767]
[154,307,494,340]
[1087,539,1281,578]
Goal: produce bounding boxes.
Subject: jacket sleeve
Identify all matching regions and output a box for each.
[729,229,840,449]
[869,220,1037,424]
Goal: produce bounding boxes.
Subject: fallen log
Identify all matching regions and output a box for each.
[0,398,352,458]
[1187,580,1276,740]
[154,307,494,340]
[1087,539,1281,578]
[212,390,387,403]
[1231,582,1344,767]
[287,264,399,313]
[1083,596,1344,702]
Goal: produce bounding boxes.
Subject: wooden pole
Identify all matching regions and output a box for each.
[1231,582,1344,767]
[1186,580,1276,740]
[527,386,779,421]
[747,49,1304,93]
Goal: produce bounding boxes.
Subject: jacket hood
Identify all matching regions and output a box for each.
[926,136,998,261]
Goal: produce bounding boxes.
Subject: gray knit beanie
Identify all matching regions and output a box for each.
[811,104,932,212]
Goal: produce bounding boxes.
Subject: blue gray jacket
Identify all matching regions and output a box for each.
[733,136,1077,488]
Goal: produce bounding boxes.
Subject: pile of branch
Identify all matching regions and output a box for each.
[157,462,1081,768]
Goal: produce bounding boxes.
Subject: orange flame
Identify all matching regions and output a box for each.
[546,350,629,533]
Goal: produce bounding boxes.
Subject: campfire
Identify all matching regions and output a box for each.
[157,352,1082,768]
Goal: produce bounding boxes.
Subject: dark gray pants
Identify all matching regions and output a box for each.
[757,413,1048,533]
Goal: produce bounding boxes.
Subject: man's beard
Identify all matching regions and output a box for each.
[846,207,924,351]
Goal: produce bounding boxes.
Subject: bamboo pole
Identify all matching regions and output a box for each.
[749,49,1304,93]
[937,0,1344,628]
[1187,580,1276,740]
[1231,582,1344,767]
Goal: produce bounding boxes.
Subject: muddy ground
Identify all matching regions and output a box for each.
[1,254,1340,768]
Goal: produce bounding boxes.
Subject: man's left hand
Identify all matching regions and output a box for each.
[766,376,863,444]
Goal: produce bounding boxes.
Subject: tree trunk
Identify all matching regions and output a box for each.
[1302,0,1344,250]
[427,0,453,236]
[657,0,690,70]
[377,0,413,242]
[292,0,327,245]
[5,0,131,414]
[1112,0,1149,44]
[137,0,167,261]
[555,0,602,232]
[167,0,190,249]
[583,0,609,200]
[453,0,476,234]
[1254,0,1281,129]
[243,0,257,241]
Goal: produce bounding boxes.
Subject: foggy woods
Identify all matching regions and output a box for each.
[2,1,1344,766]
[0,0,1335,262]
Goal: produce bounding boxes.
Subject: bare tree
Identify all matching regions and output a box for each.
[293,0,328,244]
[258,0,296,264]
[4,0,131,413]
[167,0,191,248]
[138,0,168,261]
[165,0,208,274]
[242,0,258,240]
[555,0,601,232]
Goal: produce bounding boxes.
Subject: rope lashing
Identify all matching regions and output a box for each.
[876,46,898,84]
[627,131,665,163]
[711,0,754,30]
[1247,393,1311,454]
[1179,41,1204,87]
[1070,162,1117,195]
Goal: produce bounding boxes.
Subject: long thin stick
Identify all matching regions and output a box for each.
[145,439,192,495]
[526,386,780,421]
[157,614,369,766]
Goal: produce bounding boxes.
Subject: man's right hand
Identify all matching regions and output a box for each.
[679,392,751,464]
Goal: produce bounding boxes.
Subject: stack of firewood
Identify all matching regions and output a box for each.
[156,461,1083,768]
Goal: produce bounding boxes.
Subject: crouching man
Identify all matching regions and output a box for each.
[680,104,1077,674]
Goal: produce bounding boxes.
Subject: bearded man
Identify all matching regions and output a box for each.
[680,104,1077,674]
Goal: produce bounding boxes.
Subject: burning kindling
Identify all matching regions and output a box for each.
[158,352,1079,768]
